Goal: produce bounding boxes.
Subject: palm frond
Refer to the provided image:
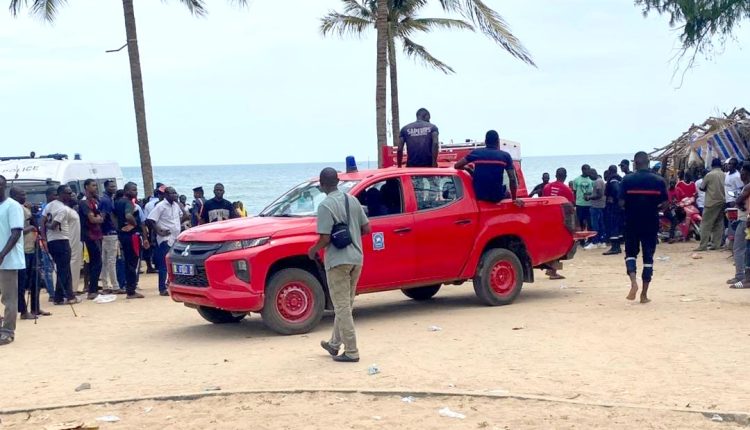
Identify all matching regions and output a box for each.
[9,0,67,22]
[399,17,473,37]
[402,37,455,74]
[174,0,207,17]
[320,12,373,38]
[341,0,372,19]
[438,0,535,66]
[394,0,429,17]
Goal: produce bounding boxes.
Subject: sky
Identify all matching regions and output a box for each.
[0,0,748,167]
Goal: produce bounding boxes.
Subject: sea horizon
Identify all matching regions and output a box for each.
[122,153,631,216]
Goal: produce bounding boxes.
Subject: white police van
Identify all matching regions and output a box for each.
[0,154,124,205]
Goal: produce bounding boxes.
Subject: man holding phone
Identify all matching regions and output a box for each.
[147,187,188,296]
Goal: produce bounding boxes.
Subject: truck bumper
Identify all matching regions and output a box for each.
[170,285,264,313]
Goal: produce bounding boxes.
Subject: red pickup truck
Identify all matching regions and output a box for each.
[168,144,578,334]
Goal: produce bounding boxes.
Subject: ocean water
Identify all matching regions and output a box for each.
[122,153,631,215]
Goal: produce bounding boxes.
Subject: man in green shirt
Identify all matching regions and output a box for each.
[309,168,371,363]
[695,158,726,251]
[570,164,594,231]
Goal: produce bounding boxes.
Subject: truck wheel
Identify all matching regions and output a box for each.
[402,285,441,301]
[473,248,524,306]
[197,306,247,324]
[261,268,325,335]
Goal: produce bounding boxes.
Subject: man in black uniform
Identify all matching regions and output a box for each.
[603,165,623,255]
[619,152,668,303]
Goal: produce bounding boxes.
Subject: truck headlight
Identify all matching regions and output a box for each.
[216,237,270,254]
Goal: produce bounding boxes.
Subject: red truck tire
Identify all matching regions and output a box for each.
[402,285,442,301]
[473,248,524,306]
[261,268,326,335]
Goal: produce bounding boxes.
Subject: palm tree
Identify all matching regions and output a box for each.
[8,0,247,194]
[375,0,389,167]
[324,0,535,167]
[322,0,474,161]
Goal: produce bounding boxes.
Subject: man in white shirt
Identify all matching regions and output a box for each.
[695,171,706,214]
[725,158,744,205]
[0,175,25,346]
[42,185,80,305]
[67,198,83,295]
[146,187,188,296]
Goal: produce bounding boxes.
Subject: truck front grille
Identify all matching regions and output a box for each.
[173,265,208,288]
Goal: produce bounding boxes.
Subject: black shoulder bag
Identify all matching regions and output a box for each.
[330,195,353,249]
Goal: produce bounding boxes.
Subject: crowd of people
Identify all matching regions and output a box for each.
[2,107,748,358]
[0,176,247,346]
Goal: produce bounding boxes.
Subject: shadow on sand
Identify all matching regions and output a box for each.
[156,285,563,342]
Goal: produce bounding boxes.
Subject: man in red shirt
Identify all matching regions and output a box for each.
[541,167,574,280]
[542,168,575,203]
[675,172,697,201]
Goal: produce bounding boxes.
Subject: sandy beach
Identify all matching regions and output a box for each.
[1,242,749,429]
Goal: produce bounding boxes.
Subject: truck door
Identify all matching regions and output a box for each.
[354,177,417,291]
[410,174,478,281]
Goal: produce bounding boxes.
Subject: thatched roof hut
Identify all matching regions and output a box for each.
[650,108,750,178]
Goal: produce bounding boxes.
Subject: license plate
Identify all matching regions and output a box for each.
[172,263,195,276]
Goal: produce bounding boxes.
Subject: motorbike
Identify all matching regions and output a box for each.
[659,197,702,242]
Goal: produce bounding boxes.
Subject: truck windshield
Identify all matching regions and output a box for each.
[259,180,359,217]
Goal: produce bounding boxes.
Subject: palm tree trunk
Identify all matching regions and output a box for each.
[375,0,389,167]
[121,0,154,195]
[387,33,400,149]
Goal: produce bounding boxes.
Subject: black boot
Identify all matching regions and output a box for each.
[603,239,621,255]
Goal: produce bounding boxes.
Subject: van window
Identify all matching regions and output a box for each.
[356,179,403,217]
[67,181,80,196]
[410,176,462,211]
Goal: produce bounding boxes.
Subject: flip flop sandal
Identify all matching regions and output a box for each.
[730,281,747,289]
[548,274,566,280]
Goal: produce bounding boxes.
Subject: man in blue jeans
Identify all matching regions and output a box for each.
[585,168,607,249]
[113,182,148,299]
[147,187,188,296]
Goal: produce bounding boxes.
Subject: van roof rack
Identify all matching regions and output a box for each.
[0,153,68,161]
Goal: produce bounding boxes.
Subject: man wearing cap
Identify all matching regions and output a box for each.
[191,187,206,227]
[397,108,439,168]
[147,187,188,296]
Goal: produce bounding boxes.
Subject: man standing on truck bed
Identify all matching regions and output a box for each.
[201,183,238,223]
[455,130,523,206]
[397,108,439,168]
[620,151,668,304]
[309,168,370,363]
